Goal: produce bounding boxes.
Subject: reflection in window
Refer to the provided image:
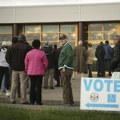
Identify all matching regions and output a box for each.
[0,34,12,41]
[42,33,58,41]
[89,32,102,40]
[25,33,40,41]
[104,23,117,31]
[42,25,58,32]
[60,25,76,32]
[0,26,12,42]
[25,26,41,33]
[89,24,102,31]
[22,24,77,47]
[0,26,12,33]
[104,32,117,40]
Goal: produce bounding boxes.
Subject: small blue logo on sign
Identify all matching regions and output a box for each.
[107,94,116,103]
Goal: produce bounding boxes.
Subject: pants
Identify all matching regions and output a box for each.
[0,66,10,90]
[29,75,43,105]
[44,68,54,88]
[60,69,74,105]
[54,68,60,86]
[87,64,93,77]
[97,59,105,76]
[10,70,28,103]
[104,59,112,76]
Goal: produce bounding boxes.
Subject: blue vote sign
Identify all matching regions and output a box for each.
[80,78,120,111]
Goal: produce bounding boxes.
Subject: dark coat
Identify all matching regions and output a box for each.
[95,44,105,60]
[74,45,87,73]
[104,44,113,60]
[42,45,55,69]
[5,41,31,71]
[110,42,120,72]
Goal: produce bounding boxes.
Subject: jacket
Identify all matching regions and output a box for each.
[110,42,120,72]
[74,45,87,73]
[42,45,55,69]
[104,44,113,60]
[25,49,48,75]
[87,47,94,64]
[95,44,105,60]
[5,41,31,71]
[58,42,73,70]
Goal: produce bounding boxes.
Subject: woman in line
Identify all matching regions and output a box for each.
[25,39,48,105]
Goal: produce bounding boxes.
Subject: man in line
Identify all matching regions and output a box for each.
[58,34,74,106]
[6,34,31,104]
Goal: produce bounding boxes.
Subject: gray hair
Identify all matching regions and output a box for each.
[78,40,83,45]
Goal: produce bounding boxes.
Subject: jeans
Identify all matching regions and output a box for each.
[104,59,112,76]
[87,64,92,77]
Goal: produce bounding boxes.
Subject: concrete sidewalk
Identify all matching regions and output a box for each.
[0,72,110,106]
[42,73,81,105]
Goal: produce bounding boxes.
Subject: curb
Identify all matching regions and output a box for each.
[0,96,80,106]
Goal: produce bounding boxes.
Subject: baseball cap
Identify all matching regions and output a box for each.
[59,34,68,40]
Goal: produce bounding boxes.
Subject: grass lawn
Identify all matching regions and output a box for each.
[0,105,119,120]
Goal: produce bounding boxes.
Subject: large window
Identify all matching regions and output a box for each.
[86,23,119,71]
[23,25,41,43]
[88,23,118,44]
[60,25,77,47]
[104,23,117,40]
[0,26,12,44]
[42,25,59,44]
[22,24,78,47]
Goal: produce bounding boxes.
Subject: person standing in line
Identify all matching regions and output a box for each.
[104,40,113,76]
[58,34,74,106]
[95,42,105,77]
[110,35,120,75]
[0,41,10,96]
[25,39,48,105]
[86,43,94,77]
[53,44,61,87]
[74,40,87,77]
[5,34,31,104]
[42,41,55,89]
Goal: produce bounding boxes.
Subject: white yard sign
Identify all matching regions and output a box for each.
[80,77,120,111]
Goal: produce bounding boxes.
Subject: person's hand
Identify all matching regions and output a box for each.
[62,67,66,72]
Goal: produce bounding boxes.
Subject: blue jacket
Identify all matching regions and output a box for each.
[104,44,113,60]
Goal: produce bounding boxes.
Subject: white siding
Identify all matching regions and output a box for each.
[80,4,120,21]
[0,3,120,23]
[15,5,80,23]
[0,7,15,23]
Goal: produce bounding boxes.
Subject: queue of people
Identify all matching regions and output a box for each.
[0,33,119,106]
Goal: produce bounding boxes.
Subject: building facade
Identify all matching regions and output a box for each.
[0,3,120,48]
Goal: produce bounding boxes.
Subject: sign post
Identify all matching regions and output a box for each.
[80,77,120,111]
